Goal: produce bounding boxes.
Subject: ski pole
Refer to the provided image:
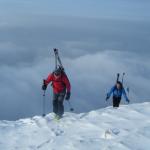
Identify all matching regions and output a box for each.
[42,90,46,117]
[68,101,74,112]
[122,73,125,85]
[127,87,130,98]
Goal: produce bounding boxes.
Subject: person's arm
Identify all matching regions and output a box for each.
[122,88,129,103]
[44,74,53,85]
[63,75,71,93]
[63,74,71,100]
[42,74,53,90]
[107,86,115,99]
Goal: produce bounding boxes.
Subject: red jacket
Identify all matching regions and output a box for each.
[44,73,71,94]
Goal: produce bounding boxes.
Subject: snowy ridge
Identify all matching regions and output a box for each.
[0,102,150,150]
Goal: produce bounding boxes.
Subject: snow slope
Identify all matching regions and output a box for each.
[0,102,150,150]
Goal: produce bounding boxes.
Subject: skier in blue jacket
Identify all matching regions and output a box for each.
[106,81,130,107]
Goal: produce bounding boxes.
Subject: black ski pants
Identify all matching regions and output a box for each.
[113,96,121,108]
[53,90,66,117]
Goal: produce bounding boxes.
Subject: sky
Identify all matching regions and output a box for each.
[0,0,150,120]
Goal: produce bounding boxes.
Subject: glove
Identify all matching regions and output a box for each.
[126,99,130,103]
[65,92,71,100]
[42,80,47,91]
[106,96,109,101]
[42,84,47,91]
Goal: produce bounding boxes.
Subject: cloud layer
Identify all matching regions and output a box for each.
[0,49,150,120]
[0,16,150,66]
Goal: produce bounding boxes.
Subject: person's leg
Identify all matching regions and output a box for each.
[113,96,116,107]
[116,97,121,107]
[113,96,121,108]
[53,93,59,115]
[113,96,120,107]
[57,91,66,117]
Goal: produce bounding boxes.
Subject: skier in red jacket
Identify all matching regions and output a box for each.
[42,67,71,119]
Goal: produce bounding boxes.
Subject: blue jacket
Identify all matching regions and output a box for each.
[107,86,129,101]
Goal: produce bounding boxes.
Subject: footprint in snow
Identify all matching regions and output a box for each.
[102,128,120,139]
[51,128,64,136]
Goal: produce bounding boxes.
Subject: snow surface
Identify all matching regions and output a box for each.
[0,102,150,150]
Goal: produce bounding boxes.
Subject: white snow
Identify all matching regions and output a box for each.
[0,102,150,150]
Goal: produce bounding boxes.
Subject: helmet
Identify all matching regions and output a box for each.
[54,67,62,76]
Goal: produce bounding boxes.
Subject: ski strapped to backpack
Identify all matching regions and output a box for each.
[116,72,125,86]
[53,48,64,71]
[121,73,130,99]
[116,73,120,83]
[122,73,125,85]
